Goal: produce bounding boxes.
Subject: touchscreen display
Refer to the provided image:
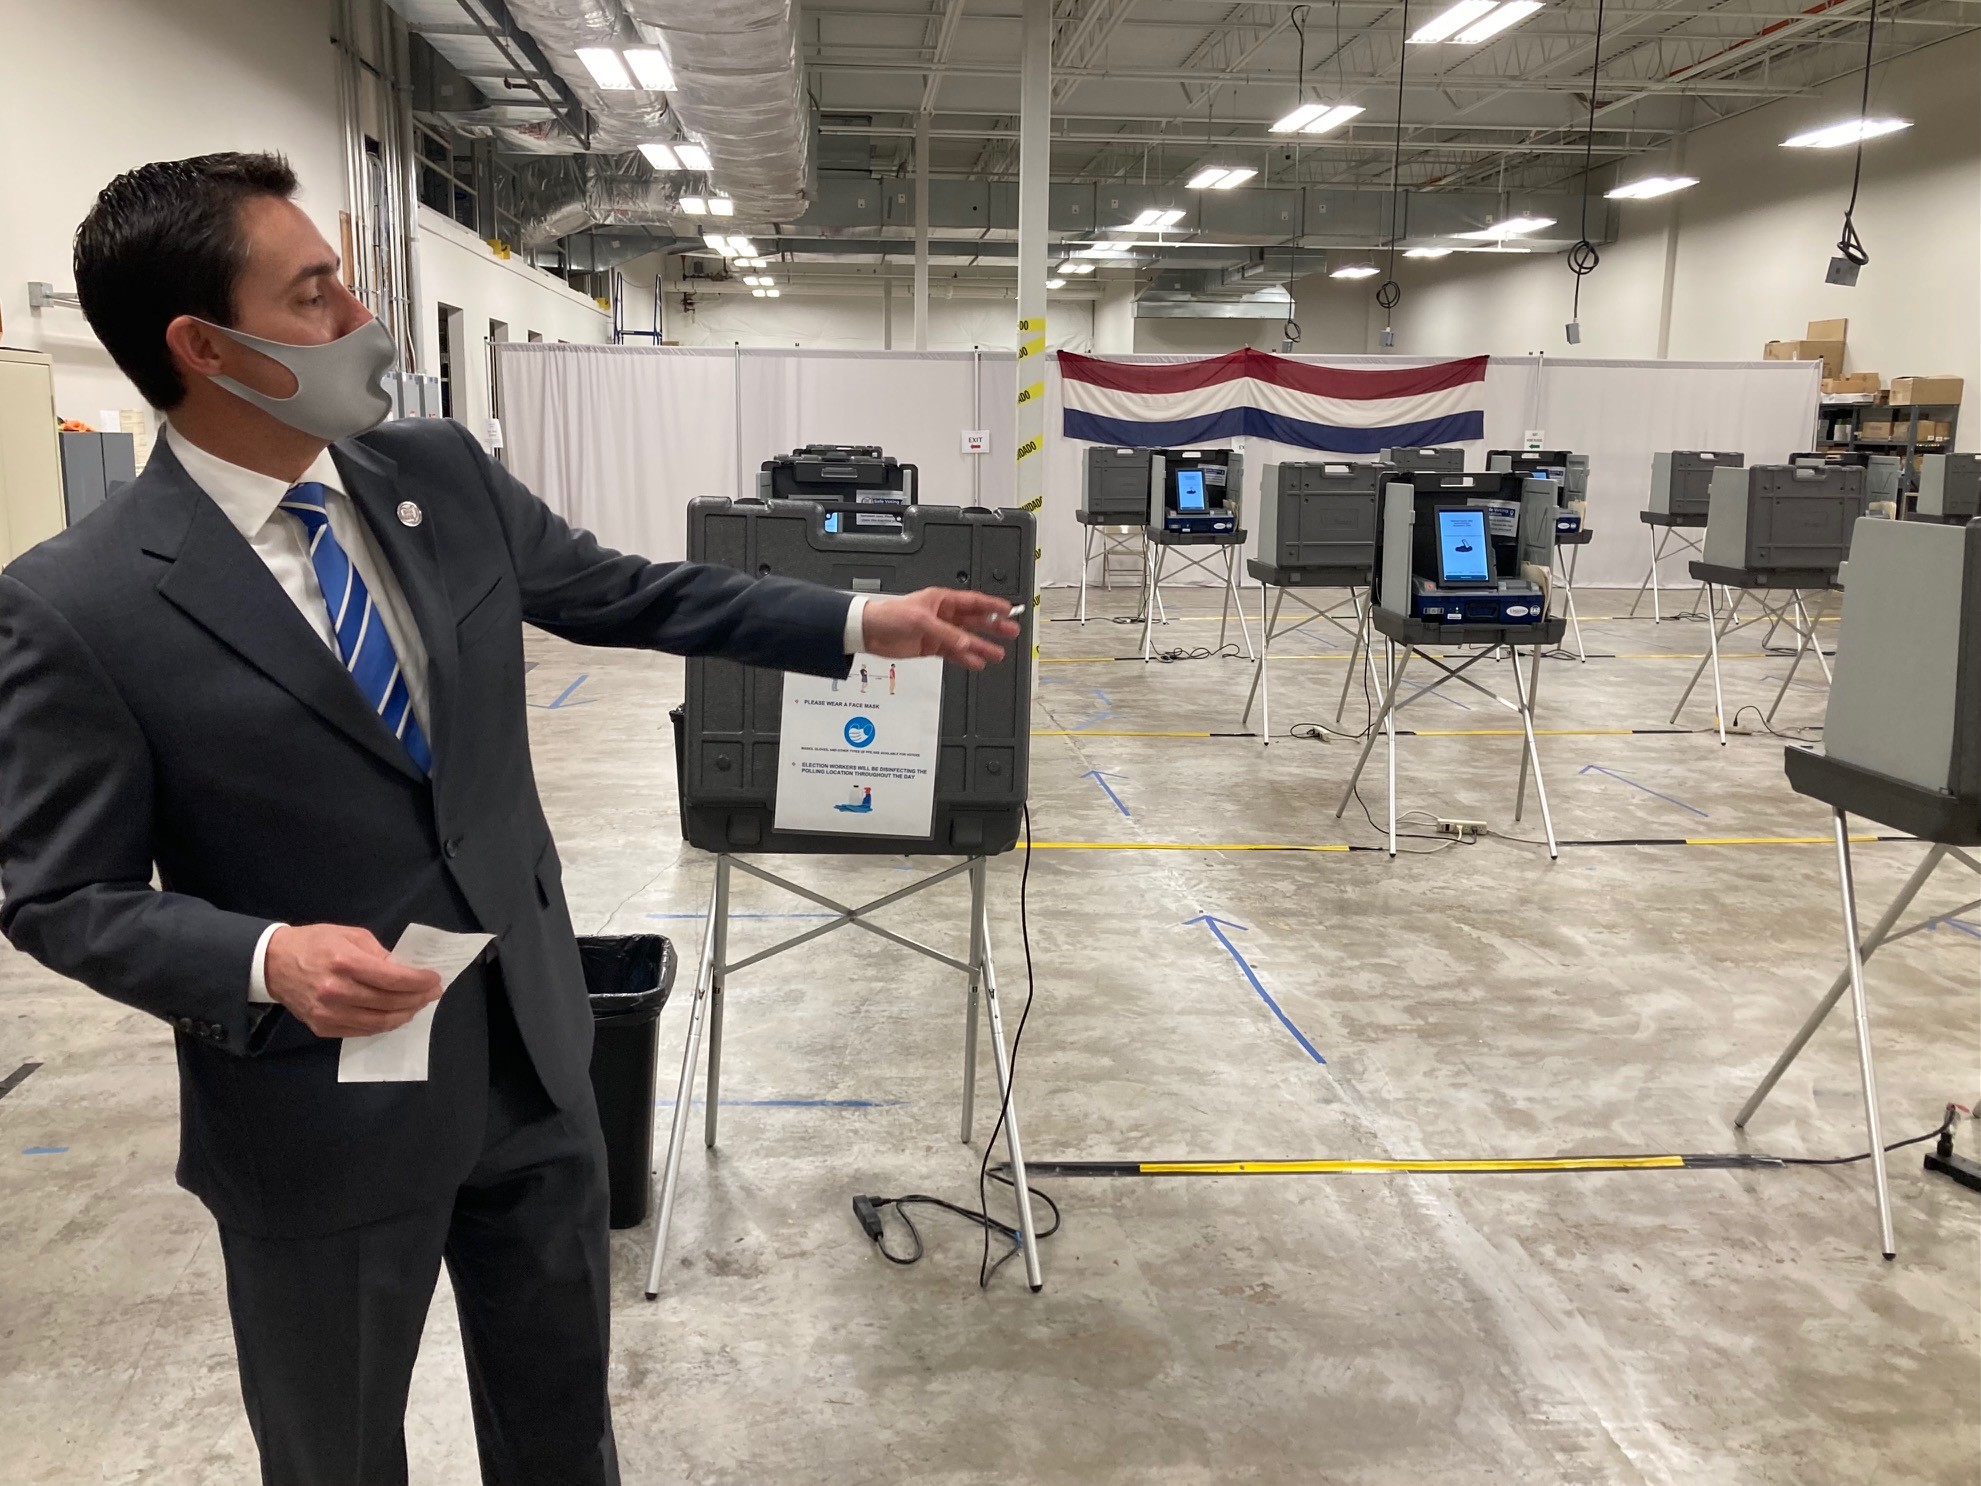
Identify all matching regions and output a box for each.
[1175,468,1207,511]
[1436,508,1491,583]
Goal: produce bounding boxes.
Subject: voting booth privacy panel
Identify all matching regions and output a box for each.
[496,344,1819,589]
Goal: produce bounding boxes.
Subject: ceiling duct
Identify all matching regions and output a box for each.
[419,0,810,232]
[450,0,672,153]
[622,0,811,222]
[517,156,691,246]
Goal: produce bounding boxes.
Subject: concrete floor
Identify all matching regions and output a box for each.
[2,584,1977,1484]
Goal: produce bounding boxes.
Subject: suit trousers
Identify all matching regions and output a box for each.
[216,982,619,1486]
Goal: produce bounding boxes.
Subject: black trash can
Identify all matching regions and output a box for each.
[580,934,677,1230]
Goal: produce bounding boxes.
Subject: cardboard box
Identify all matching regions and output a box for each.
[1859,420,1895,442]
[1805,318,1849,343]
[1765,339,1845,377]
[1822,373,1881,396]
[1890,375,1965,407]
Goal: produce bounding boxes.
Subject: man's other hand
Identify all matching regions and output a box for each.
[265,925,445,1039]
[861,589,1022,671]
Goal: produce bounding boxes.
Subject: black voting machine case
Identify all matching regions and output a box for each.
[677,497,1035,856]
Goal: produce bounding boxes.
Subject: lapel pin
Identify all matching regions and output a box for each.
[396,500,424,528]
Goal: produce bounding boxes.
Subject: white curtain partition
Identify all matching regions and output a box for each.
[496,344,1818,588]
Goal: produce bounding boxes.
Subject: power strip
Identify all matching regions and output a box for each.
[1435,818,1487,841]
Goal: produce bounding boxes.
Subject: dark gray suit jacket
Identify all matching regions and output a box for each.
[0,418,853,1237]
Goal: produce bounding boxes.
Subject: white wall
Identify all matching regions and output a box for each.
[659,278,1098,353]
[417,208,611,452]
[0,0,345,423]
[1388,32,1980,440]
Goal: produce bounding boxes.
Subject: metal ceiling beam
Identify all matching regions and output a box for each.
[814,121,1656,153]
[802,58,1815,95]
[920,0,972,113]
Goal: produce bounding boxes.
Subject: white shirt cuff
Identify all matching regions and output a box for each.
[248,922,284,1004]
[843,593,870,654]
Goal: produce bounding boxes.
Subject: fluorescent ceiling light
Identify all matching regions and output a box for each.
[1188,166,1258,190]
[639,143,681,170]
[751,288,767,297]
[1453,215,1555,239]
[743,275,763,286]
[1403,246,1454,258]
[1409,0,1498,42]
[574,47,632,90]
[703,232,736,254]
[1605,175,1698,200]
[1077,241,1138,257]
[1271,102,1330,132]
[766,288,780,298]
[1047,278,1067,289]
[675,143,712,172]
[680,196,708,216]
[1129,208,1186,228]
[1453,0,1545,44]
[728,236,756,255]
[1060,261,1096,274]
[1302,104,1364,136]
[1781,117,1912,149]
[708,197,735,217]
[1330,264,1381,279]
[623,48,674,91]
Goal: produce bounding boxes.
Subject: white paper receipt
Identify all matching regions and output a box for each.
[337,924,495,1084]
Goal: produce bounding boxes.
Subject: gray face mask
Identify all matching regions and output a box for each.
[196,316,396,442]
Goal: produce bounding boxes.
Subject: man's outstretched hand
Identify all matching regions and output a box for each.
[861,589,1022,671]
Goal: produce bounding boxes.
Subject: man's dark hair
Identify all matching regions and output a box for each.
[73,152,300,410]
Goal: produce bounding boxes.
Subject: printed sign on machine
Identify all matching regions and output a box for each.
[773,653,943,837]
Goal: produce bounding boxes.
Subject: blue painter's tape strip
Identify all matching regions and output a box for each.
[22,1146,67,1155]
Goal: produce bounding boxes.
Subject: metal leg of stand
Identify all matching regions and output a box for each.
[1736,844,1949,1130]
[1227,548,1256,660]
[1672,586,1739,738]
[961,857,985,1141]
[973,859,1044,1291]
[1077,526,1093,623]
[1242,580,1284,742]
[1511,642,1558,859]
[1629,526,1658,619]
[1384,640,1402,858]
[1337,591,1368,727]
[703,860,730,1149]
[1763,592,1814,729]
[1140,543,1161,663]
[646,862,725,1297]
[1562,544,1586,662]
[1829,811,1899,1259]
[1336,634,1409,827]
[1218,552,1234,653]
[1802,591,1834,683]
[1516,638,1543,819]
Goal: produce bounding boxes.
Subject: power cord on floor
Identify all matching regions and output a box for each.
[1778,1104,1960,1168]
[849,802,1057,1288]
[1154,643,1246,664]
[1728,705,1824,742]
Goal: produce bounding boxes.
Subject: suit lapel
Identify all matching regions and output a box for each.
[142,441,427,784]
[330,441,461,775]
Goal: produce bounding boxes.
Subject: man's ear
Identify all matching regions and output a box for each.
[163,315,228,383]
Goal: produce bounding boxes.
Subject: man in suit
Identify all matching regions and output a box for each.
[0,152,1018,1486]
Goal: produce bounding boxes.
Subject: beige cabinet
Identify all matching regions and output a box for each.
[0,348,66,565]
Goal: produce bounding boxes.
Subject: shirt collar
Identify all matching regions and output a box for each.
[163,423,345,543]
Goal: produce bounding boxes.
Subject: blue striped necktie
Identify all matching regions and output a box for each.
[279,481,432,774]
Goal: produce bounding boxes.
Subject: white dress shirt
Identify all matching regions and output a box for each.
[164,424,869,1008]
